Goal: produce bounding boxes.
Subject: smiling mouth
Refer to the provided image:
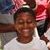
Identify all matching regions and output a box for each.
[22,29,29,32]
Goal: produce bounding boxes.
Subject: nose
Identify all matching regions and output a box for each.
[23,22,28,28]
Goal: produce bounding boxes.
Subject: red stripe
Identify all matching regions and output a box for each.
[36,15,46,18]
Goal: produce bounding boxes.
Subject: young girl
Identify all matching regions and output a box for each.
[4,7,48,50]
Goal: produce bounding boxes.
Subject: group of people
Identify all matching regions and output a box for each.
[0,0,50,50]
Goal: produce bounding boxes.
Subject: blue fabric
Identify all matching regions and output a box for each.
[0,0,14,14]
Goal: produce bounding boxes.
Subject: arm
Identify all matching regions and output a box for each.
[40,34,50,50]
[47,42,50,50]
[40,35,49,44]
[0,23,15,33]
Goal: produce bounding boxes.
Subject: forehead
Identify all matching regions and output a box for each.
[16,12,34,20]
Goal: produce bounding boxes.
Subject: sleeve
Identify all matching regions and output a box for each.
[4,44,10,50]
[4,45,8,50]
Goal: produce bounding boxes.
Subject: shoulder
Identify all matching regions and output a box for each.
[40,40,47,45]
[39,39,48,50]
[33,37,48,50]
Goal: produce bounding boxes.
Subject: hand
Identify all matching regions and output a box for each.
[47,42,50,49]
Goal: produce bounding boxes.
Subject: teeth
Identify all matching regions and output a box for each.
[23,30,29,32]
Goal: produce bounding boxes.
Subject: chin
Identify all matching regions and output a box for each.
[22,34,32,38]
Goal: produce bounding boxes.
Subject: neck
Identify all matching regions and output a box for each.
[17,36,33,44]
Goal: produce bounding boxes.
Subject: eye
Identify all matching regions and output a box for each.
[17,20,24,24]
[27,20,33,24]
[18,21,24,24]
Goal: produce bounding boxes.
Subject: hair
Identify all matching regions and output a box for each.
[24,0,36,9]
[14,7,36,22]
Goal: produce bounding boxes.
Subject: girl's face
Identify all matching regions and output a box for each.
[15,12,36,38]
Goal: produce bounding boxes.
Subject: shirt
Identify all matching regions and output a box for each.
[44,28,50,41]
[4,37,48,50]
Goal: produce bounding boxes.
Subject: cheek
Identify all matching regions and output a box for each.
[15,24,23,31]
[29,24,36,30]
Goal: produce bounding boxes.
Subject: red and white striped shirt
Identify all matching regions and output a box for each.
[35,0,49,21]
[36,5,47,21]
[11,0,25,14]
